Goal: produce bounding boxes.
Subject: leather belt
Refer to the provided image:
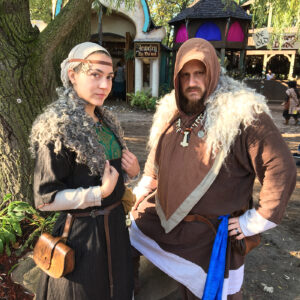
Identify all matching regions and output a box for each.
[183,214,217,235]
[71,201,121,298]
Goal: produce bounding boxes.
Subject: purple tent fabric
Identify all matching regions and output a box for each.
[227,21,244,42]
[175,24,188,43]
[195,22,221,41]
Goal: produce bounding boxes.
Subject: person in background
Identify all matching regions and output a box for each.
[113,61,126,101]
[266,69,275,80]
[130,38,296,299]
[284,80,300,125]
[30,42,139,300]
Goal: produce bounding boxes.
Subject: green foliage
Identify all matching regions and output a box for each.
[251,0,300,49]
[124,49,135,61]
[0,194,59,256]
[105,0,136,13]
[29,0,52,24]
[128,90,158,111]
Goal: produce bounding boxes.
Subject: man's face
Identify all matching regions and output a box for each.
[179,60,206,107]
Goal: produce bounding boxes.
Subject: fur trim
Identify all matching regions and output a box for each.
[29,88,126,176]
[148,75,270,159]
[148,90,179,150]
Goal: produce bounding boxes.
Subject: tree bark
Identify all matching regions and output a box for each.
[0,0,93,204]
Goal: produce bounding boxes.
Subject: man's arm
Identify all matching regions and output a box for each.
[133,146,158,202]
[238,113,296,236]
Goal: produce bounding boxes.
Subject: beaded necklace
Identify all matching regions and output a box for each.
[175,113,205,147]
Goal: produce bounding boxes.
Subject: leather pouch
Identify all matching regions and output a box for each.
[231,234,261,256]
[33,214,74,278]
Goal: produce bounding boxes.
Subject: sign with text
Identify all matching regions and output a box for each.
[253,29,269,49]
[135,43,160,58]
[272,34,300,50]
[253,29,300,50]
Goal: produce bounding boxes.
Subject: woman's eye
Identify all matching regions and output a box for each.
[107,76,114,81]
[91,73,100,78]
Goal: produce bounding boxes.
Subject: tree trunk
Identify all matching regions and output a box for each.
[0,0,93,204]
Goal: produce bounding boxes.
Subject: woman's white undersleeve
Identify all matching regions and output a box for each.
[239,208,277,236]
[39,186,102,211]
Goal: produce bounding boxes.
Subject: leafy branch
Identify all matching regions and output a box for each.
[0,194,59,256]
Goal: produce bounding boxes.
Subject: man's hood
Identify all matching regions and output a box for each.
[174,38,220,113]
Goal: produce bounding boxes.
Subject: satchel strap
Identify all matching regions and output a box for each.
[46,236,65,269]
[61,213,74,240]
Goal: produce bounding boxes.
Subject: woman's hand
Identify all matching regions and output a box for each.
[121,149,140,179]
[228,217,245,240]
[100,161,119,198]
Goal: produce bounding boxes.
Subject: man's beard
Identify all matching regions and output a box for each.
[179,88,206,115]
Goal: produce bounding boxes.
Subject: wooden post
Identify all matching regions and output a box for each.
[221,48,225,67]
[125,32,134,102]
[262,54,268,77]
[288,53,296,80]
[239,50,245,72]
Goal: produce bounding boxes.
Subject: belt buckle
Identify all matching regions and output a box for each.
[90,210,97,218]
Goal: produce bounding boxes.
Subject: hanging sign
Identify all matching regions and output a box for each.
[272,34,300,50]
[253,29,300,50]
[135,43,160,58]
[253,29,269,49]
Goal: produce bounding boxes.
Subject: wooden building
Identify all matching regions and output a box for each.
[242,0,299,80]
[52,0,167,97]
[169,0,252,71]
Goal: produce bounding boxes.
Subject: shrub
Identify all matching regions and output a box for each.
[0,194,58,256]
[127,90,158,111]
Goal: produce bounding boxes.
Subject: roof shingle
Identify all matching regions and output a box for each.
[169,0,252,24]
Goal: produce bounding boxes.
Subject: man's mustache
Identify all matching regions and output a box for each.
[185,87,202,92]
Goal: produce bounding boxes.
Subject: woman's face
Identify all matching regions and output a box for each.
[68,52,114,107]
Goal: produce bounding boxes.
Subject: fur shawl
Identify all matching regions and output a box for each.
[29,88,126,176]
[149,74,271,159]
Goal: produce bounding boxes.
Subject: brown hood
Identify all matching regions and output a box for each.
[174,38,220,113]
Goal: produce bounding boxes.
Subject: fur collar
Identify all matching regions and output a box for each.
[29,88,126,176]
[149,74,270,159]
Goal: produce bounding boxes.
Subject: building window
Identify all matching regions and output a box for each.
[227,21,244,42]
[175,24,188,43]
[195,22,221,41]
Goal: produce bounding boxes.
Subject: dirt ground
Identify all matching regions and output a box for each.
[107,100,300,300]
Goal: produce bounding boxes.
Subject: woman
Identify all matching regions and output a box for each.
[284,80,299,125]
[30,42,139,300]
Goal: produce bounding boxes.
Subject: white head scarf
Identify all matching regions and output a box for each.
[60,42,110,88]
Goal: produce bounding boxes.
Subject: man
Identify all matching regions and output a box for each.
[130,38,296,299]
[266,69,275,80]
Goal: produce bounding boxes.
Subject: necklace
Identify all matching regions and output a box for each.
[175,113,205,147]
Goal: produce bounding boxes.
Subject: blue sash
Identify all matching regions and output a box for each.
[203,215,229,300]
